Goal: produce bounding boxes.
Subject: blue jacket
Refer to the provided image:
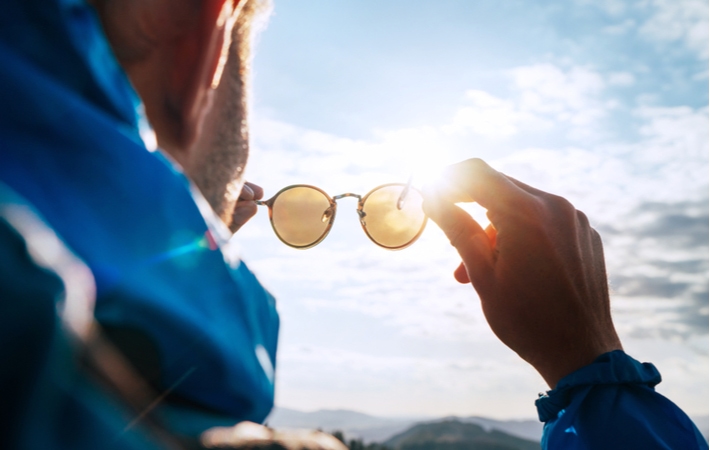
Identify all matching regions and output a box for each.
[0,184,170,450]
[537,351,708,449]
[0,0,279,436]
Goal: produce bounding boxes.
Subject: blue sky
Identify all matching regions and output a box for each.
[236,0,708,419]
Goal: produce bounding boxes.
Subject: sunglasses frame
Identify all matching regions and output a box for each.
[256,183,428,250]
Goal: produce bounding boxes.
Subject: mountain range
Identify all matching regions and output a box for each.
[383,419,540,450]
[265,408,542,444]
[266,407,709,445]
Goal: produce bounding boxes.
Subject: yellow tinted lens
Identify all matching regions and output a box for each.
[271,186,333,248]
[361,185,426,249]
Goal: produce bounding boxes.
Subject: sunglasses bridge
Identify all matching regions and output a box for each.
[330,193,366,224]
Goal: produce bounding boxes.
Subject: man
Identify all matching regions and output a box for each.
[1,0,279,444]
[0,1,706,449]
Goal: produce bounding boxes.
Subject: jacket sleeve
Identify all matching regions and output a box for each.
[536,350,708,450]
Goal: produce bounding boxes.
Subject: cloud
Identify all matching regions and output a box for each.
[604,200,709,338]
[492,105,708,214]
[256,232,491,344]
[249,63,620,194]
[613,275,694,298]
[244,79,707,403]
[608,72,636,86]
[246,88,708,346]
[579,0,708,60]
[444,90,524,138]
[575,0,628,16]
[636,106,709,162]
[462,105,708,341]
[631,203,708,245]
[510,64,606,121]
[243,1,708,418]
[242,96,707,420]
[273,342,544,417]
[639,0,709,59]
[442,64,610,141]
[603,19,637,35]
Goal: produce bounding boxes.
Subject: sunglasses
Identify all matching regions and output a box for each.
[255,183,427,250]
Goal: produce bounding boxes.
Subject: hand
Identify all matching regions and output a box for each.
[423,158,622,388]
[230,181,264,233]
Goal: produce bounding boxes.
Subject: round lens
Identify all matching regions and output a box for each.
[271,186,334,248]
[361,184,427,249]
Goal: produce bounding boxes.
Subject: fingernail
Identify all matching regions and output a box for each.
[240,183,254,200]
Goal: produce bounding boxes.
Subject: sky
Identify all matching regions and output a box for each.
[235,0,709,419]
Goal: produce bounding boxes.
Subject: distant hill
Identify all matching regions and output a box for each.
[441,416,543,444]
[384,419,540,450]
[266,408,413,430]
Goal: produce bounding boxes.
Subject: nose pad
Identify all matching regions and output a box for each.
[357,208,367,226]
[321,204,336,223]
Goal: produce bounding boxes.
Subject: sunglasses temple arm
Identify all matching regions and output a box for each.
[396,175,413,210]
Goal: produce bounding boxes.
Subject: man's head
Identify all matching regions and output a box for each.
[92,0,269,228]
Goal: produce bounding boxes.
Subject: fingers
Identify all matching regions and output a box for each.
[423,188,494,286]
[239,181,264,201]
[439,158,533,215]
[240,183,254,200]
[448,220,496,286]
[230,181,264,232]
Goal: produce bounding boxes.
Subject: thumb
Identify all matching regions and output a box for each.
[423,189,494,285]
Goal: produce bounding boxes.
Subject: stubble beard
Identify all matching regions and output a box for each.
[185,28,250,231]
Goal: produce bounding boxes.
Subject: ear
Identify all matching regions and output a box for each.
[162,0,239,152]
[94,0,247,153]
